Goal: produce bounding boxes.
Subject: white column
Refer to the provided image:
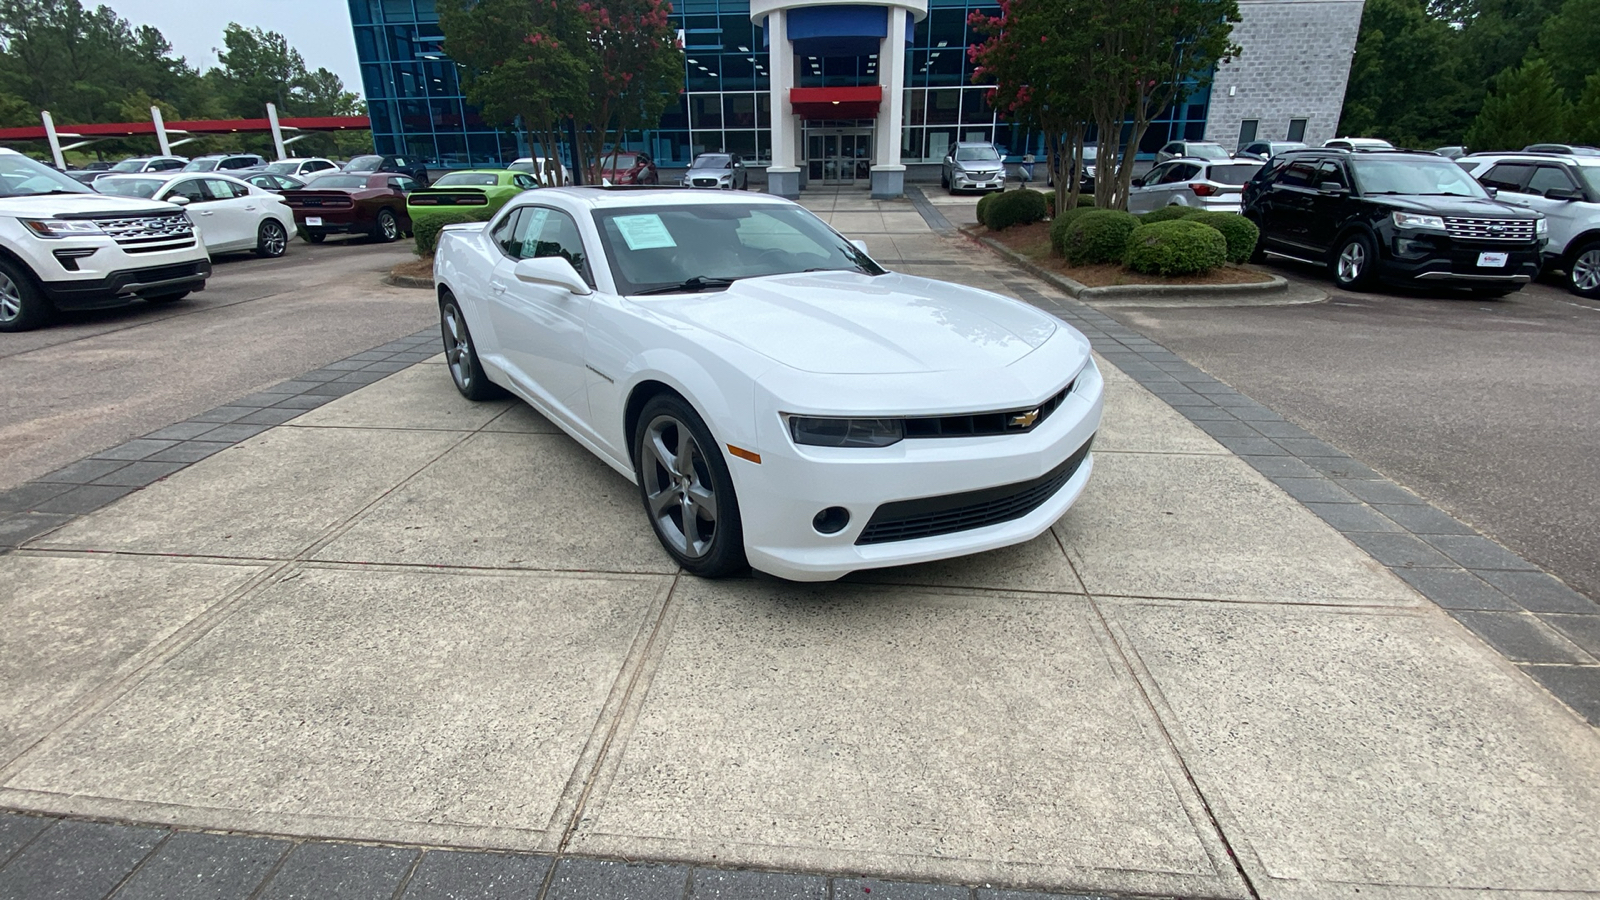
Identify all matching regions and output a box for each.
[764,9,801,197]
[266,102,288,161]
[869,6,908,198]
[41,111,66,170]
[151,106,173,156]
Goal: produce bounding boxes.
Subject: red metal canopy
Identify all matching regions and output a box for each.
[0,115,370,142]
[789,86,882,120]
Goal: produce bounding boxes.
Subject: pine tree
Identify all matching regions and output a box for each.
[1464,58,1571,151]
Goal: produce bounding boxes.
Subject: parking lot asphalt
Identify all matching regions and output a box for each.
[1105,259,1600,604]
[1,189,1597,899]
[0,237,428,490]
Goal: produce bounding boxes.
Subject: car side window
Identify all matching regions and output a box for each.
[513,174,536,190]
[510,207,593,284]
[492,208,524,258]
[1161,164,1198,184]
[166,178,209,203]
[1277,160,1317,188]
[390,176,415,193]
[1314,161,1349,189]
[1479,163,1533,193]
[1141,164,1171,185]
[1527,165,1577,196]
[203,178,243,199]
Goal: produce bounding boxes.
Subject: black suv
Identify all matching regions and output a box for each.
[342,154,430,187]
[1242,149,1547,294]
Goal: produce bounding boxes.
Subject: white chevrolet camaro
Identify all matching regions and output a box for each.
[433,188,1103,581]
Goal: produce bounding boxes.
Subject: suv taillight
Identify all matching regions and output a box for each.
[1190,183,1218,197]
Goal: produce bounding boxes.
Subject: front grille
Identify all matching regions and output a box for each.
[856,436,1094,545]
[91,213,193,246]
[125,239,196,254]
[691,177,719,187]
[904,381,1074,438]
[1443,217,1538,242]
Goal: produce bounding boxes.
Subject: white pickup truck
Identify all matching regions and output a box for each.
[0,147,212,331]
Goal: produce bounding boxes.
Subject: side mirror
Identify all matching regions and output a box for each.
[167,195,190,206]
[513,257,592,295]
[851,238,869,254]
[1546,187,1583,201]
[1485,186,1498,198]
[1131,177,1146,187]
[1319,181,1347,193]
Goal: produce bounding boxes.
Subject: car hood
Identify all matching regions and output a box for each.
[639,271,1059,375]
[0,192,180,219]
[1372,195,1541,219]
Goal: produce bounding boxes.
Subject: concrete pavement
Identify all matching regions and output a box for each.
[1,189,1597,900]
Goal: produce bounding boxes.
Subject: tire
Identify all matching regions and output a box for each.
[303,231,326,244]
[144,290,189,304]
[1567,241,1600,298]
[372,208,399,242]
[439,295,503,401]
[632,393,747,578]
[1330,232,1376,291]
[0,258,51,332]
[256,219,288,258]
[940,170,949,189]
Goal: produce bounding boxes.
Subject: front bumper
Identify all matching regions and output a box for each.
[39,259,211,309]
[1382,235,1543,286]
[954,171,1005,191]
[736,359,1105,581]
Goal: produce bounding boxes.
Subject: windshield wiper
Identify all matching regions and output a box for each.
[634,275,737,296]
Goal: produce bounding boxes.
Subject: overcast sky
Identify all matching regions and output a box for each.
[98,0,367,99]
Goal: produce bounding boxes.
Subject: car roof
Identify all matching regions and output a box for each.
[525,186,795,211]
[98,172,183,182]
[1462,152,1600,166]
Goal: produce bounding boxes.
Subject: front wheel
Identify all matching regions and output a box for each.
[632,394,747,578]
[0,259,51,332]
[1568,241,1600,298]
[372,208,399,243]
[440,296,503,401]
[256,219,288,258]
[1331,232,1376,291]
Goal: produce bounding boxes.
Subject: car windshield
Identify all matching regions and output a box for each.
[1205,163,1263,185]
[0,153,92,197]
[183,159,219,172]
[434,172,499,187]
[1351,159,1487,198]
[263,162,305,175]
[1579,168,1600,196]
[956,146,1000,161]
[593,203,887,295]
[305,174,368,189]
[110,158,150,172]
[97,177,167,199]
[691,155,731,169]
[1187,144,1230,159]
[345,155,383,171]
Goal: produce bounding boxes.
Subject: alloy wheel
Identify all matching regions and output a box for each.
[261,222,287,256]
[441,302,473,391]
[1573,248,1600,293]
[381,213,398,240]
[1337,241,1365,283]
[0,271,21,324]
[640,414,718,559]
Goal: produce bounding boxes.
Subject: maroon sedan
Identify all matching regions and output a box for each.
[281,172,417,243]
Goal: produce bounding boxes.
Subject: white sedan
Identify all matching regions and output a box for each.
[96,172,294,258]
[434,189,1103,581]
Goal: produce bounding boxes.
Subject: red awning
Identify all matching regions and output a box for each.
[789,86,883,120]
[0,115,370,142]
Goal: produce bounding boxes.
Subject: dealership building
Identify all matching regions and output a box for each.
[348,0,1365,197]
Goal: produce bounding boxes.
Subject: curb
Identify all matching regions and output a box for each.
[969,228,1303,304]
[385,272,433,290]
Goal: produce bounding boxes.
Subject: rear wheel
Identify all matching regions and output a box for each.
[1331,232,1376,291]
[0,259,50,332]
[256,219,288,258]
[632,394,747,578]
[440,295,502,401]
[372,208,399,242]
[1568,241,1600,298]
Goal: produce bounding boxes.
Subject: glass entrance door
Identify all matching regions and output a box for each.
[806,128,874,186]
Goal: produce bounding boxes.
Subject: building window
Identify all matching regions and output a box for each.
[1237,119,1258,148]
[1287,118,1308,142]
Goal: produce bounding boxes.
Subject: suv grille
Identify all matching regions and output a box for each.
[856,436,1094,545]
[91,212,195,250]
[1443,217,1537,242]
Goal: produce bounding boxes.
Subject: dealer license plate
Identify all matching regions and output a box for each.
[306,216,323,226]
[1477,251,1508,268]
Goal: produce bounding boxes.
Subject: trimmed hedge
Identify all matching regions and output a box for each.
[975,191,998,228]
[412,207,492,256]
[1138,205,1202,225]
[1123,220,1228,276]
[1060,209,1140,266]
[1184,210,1260,264]
[985,189,1049,231]
[1048,204,1101,256]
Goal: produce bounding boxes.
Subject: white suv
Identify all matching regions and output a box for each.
[1458,152,1600,297]
[0,148,211,331]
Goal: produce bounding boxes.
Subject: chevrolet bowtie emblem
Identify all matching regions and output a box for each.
[1010,409,1040,428]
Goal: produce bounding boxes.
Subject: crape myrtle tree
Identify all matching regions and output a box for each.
[439,0,683,185]
[969,0,1240,210]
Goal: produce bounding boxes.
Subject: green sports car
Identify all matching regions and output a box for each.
[406,169,538,216]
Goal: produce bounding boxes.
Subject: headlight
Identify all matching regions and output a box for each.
[789,416,904,448]
[1536,217,1549,235]
[22,219,105,238]
[1392,212,1446,230]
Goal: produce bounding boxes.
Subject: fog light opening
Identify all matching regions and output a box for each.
[813,506,850,535]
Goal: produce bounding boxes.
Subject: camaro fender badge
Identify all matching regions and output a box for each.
[1009,409,1041,429]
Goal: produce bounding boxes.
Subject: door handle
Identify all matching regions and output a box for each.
[490,281,508,294]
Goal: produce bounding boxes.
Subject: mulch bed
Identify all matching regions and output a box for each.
[390,256,434,281]
[981,221,1274,288]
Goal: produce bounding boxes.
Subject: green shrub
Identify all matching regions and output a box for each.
[1060,209,1140,266]
[1138,205,1203,225]
[1184,210,1260,263]
[1077,194,1097,207]
[411,208,492,256]
[1049,204,1101,256]
[1045,193,1055,219]
[975,191,998,227]
[1123,220,1228,275]
[984,189,1049,231]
